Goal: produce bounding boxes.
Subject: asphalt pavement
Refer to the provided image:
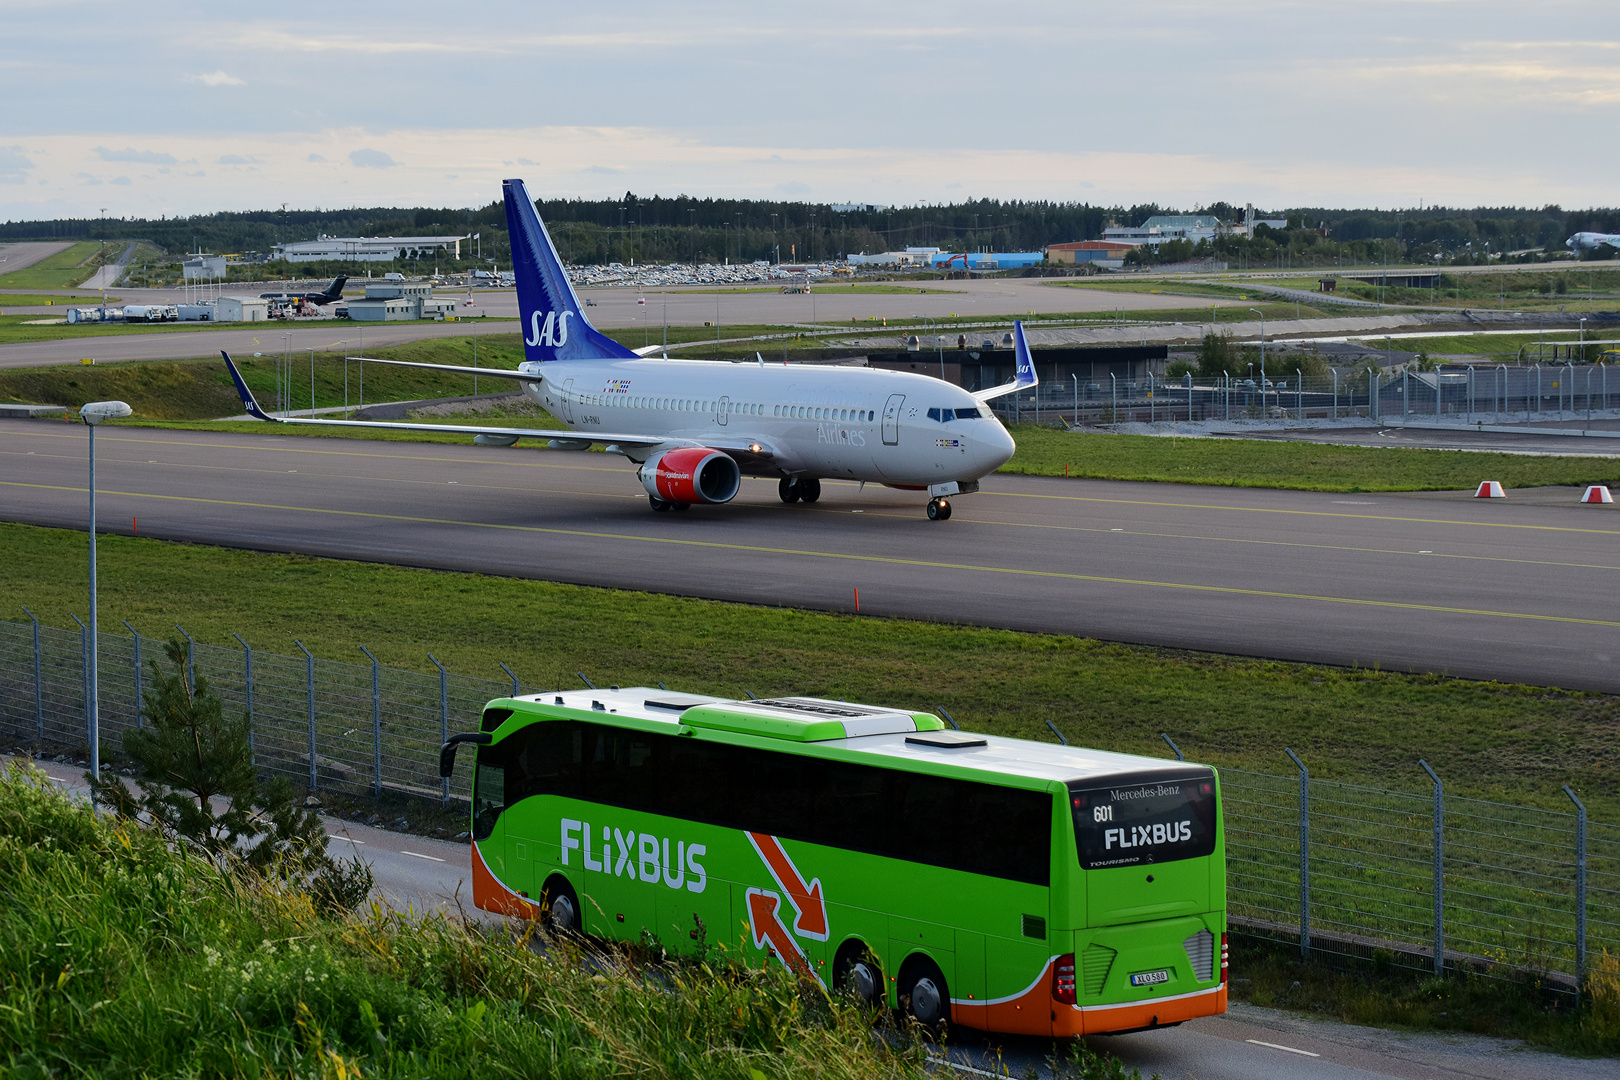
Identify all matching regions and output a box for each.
[5,420,1620,691]
[15,754,1607,1080]
[0,241,72,276]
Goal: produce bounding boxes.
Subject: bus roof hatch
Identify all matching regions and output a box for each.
[682,696,945,742]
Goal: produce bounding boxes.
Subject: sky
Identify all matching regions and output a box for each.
[2,1,1618,220]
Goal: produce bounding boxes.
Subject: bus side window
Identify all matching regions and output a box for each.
[473,756,506,841]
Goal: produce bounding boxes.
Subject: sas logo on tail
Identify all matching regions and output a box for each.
[525,310,573,348]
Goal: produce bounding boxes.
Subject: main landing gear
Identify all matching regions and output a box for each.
[648,495,689,513]
[778,477,821,504]
[926,497,952,521]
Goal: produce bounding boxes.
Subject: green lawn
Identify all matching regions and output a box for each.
[0,292,123,306]
[0,242,118,289]
[1003,424,1620,491]
[2,521,1613,817]
[0,313,512,346]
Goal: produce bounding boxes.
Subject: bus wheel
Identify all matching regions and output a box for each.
[832,941,883,1006]
[540,875,580,936]
[899,957,950,1028]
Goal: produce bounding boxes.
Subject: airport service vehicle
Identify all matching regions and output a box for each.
[220,178,1035,521]
[439,688,1228,1036]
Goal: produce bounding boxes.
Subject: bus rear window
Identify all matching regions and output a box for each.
[1069,770,1217,870]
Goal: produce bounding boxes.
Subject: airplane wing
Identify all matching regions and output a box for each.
[345,355,547,383]
[972,320,1038,403]
[220,351,671,452]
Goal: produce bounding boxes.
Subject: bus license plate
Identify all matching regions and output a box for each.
[1130,969,1170,987]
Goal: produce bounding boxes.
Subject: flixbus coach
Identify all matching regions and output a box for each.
[440,688,1227,1036]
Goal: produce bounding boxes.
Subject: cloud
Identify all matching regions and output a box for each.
[776,180,811,194]
[111,176,131,185]
[184,170,206,177]
[188,70,245,87]
[217,154,258,165]
[517,157,537,166]
[582,164,623,174]
[348,148,396,168]
[74,172,102,186]
[94,146,177,165]
[306,153,327,163]
[0,145,32,184]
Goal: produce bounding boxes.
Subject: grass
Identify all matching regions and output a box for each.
[1230,934,1620,1056]
[0,242,120,289]
[1002,424,1620,491]
[2,521,1616,819]
[0,314,505,346]
[1347,332,1620,361]
[1249,269,1620,312]
[0,763,941,1080]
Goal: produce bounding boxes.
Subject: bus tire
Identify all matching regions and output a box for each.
[540,874,580,936]
[898,956,950,1029]
[832,941,884,1007]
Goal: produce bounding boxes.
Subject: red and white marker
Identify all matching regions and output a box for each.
[1582,485,1613,504]
[1475,481,1505,499]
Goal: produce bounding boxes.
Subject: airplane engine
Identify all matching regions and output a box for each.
[638,447,741,505]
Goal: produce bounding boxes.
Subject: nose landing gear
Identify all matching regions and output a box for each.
[926,497,952,521]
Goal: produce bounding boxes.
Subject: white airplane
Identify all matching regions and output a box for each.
[1566,232,1620,254]
[222,178,1034,521]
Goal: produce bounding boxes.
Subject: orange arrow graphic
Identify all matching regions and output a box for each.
[747,832,828,941]
[745,888,815,981]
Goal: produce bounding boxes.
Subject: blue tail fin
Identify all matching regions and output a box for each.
[1012,320,1038,390]
[504,178,637,364]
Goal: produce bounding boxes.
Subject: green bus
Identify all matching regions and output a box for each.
[440,688,1227,1037]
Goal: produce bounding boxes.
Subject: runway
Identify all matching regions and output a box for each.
[4,419,1619,692]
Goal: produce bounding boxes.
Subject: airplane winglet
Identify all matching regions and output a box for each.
[221,351,278,421]
[1013,320,1038,391]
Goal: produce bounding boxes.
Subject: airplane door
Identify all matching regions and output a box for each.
[560,378,575,423]
[717,395,729,427]
[881,393,905,445]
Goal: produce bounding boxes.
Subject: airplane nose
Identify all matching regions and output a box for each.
[975,420,1016,472]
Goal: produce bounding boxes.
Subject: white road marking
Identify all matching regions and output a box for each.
[926,1057,1009,1078]
[1246,1039,1319,1057]
[329,835,365,845]
[1111,527,1124,531]
[401,850,445,862]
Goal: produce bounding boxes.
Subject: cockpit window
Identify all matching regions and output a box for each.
[954,407,983,419]
[927,407,983,422]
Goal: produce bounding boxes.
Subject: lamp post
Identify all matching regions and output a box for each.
[81,399,132,803]
[1248,307,1266,413]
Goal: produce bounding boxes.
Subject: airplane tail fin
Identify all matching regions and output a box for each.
[503,178,637,364]
[326,275,347,297]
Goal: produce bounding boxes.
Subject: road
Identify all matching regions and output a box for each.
[14,756,1605,1080]
[5,420,1620,691]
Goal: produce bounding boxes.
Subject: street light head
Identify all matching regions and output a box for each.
[80,400,131,426]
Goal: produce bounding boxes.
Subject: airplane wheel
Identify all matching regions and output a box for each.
[650,495,672,512]
[927,498,951,521]
[801,478,822,503]
[778,477,800,504]
[672,502,690,512]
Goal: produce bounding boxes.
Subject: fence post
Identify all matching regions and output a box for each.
[1420,759,1444,977]
[1332,368,1338,420]
[294,640,316,792]
[360,646,381,797]
[175,625,195,694]
[577,671,596,689]
[499,661,519,697]
[69,613,88,748]
[1370,371,1379,422]
[1564,784,1588,998]
[22,607,42,745]
[1043,718,1068,745]
[231,633,254,765]
[1285,747,1310,957]
[429,653,449,805]
[123,621,142,728]
[937,706,960,731]
[1160,733,1184,761]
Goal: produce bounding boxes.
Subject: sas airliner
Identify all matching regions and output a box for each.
[222,178,1034,521]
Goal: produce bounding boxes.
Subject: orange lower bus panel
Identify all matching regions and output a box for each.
[953,961,1227,1037]
[471,841,541,919]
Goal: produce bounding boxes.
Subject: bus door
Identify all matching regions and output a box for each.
[881,393,904,445]
[581,726,660,937]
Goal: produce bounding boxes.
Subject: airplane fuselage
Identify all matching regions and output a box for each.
[520,357,1016,487]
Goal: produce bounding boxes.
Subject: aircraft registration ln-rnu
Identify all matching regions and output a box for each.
[221,178,1036,521]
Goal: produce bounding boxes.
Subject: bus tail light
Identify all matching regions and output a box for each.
[1220,933,1229,983]
[1052,954,1077,1004]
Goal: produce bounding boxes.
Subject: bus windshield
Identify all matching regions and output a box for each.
[1069,769,1218,870]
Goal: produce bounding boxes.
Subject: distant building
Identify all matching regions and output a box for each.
[1047,240,1141,268]
[345,282,459,321]
[181,254,227,280]
[215,296,269,322]
[1102,215,1222,247]
[272,234,470,263]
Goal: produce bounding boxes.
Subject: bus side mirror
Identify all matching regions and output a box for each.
[440,732,492,778]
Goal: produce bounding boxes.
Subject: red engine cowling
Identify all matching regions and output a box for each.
[638,447,741,505]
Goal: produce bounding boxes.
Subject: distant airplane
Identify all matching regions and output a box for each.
[259,275,348,306]
[220,178,1034,521]
[1566,233,1620,255]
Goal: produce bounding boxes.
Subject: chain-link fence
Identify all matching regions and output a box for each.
[993,360,1620,428]
[0,615,1607,993]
